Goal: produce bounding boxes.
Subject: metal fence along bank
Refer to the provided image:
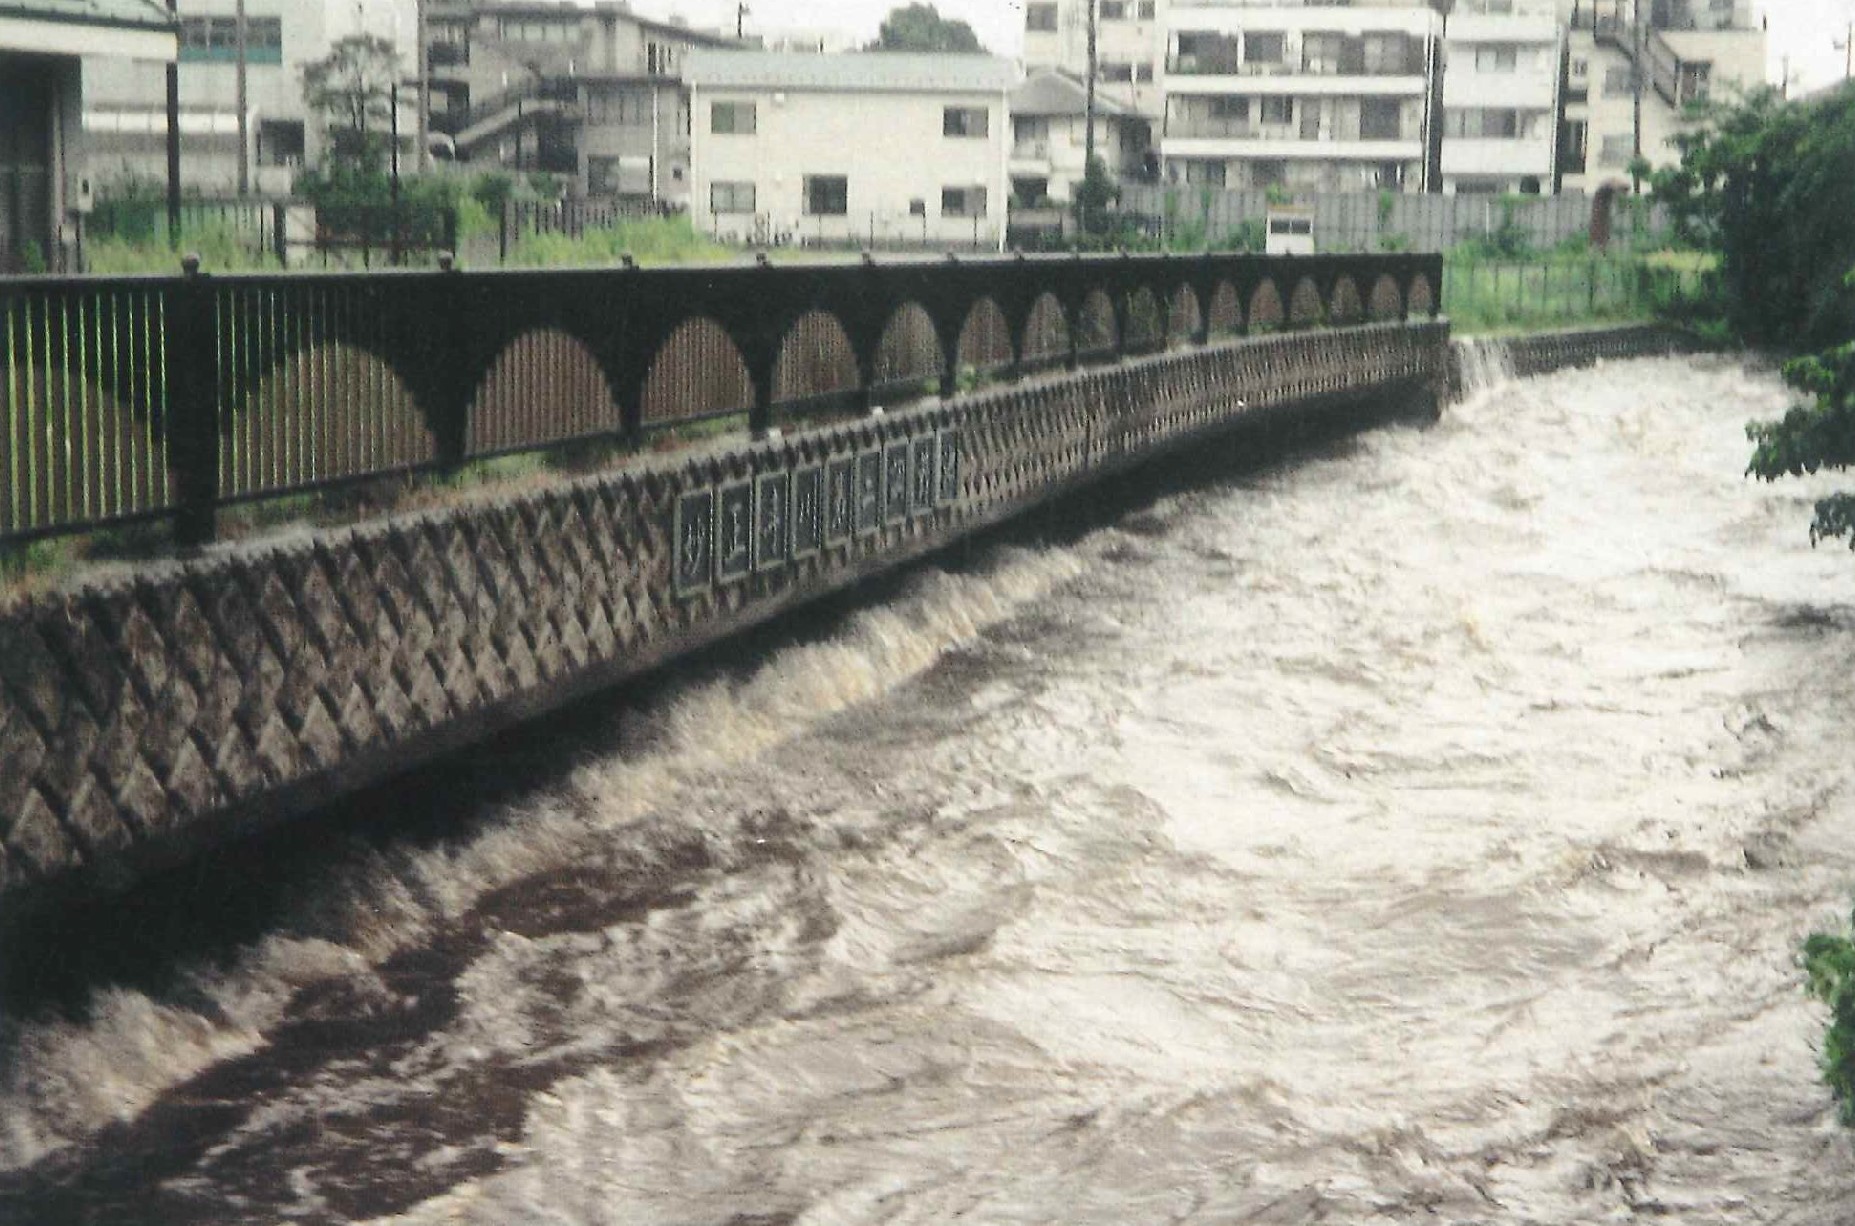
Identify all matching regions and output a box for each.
[0,251,1441,550]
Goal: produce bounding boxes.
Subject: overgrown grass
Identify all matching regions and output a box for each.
[502,215,734,268]
[1441,253,1713,335]
[83,221,280,275]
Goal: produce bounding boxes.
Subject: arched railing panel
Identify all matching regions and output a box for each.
[1288,278,1324,329]
[1167,285,1202,348]
[956,297,1013,375]
[1329,276,1365,325]
[1207,281,1242,338]
[1408,273,1436,318]
[641,317,754,427]
[872,302,942,392]
[1124,286,1164,351]
[1020,292,1070,368]
[467,327,618,456]
[1248,280,1285,333]
[773,309,860,406]
[1078,289,1118,355]
[1368,274,1403,322]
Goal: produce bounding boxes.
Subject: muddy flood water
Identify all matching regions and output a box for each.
[5,349,1855,1224]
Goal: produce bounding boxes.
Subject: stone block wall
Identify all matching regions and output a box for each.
[0,321,1449,908]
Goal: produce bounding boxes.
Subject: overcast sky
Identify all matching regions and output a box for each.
[621,0,1852,95]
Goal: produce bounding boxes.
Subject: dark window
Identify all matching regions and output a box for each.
[1360,98,1401,140]
[1260,96,1293,125]
[943,107,989,137]
[805,175,848,215]
[1099,0,1127,18]
[711,101,756,134]
[1138,0,1156,17]
[257,119,304,167]
[1026,3,1057,31]
[1100,62,1134,83]
[941,186,987,217]
[1560,119,1588,173]
[1250,159,1287,189]
[1244,31,1284,65]
[178,16,283,63]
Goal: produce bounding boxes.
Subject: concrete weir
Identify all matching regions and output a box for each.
[0,320,1685,910]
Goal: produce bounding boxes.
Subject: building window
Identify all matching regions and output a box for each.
[1560,119,1589,173]
[178,16,284,63]
[1598,133,1633,166]
[1250,159,1287,189]
[1447,108,1523,138]
[1474,46,1518,72]
[1134,63,1155,83]
[943,106,989,137]
[711,181,756,213]
[711,101,756,134]
[1025,3,1057,31]
[1301,32,1343,74]
[1012,176,1050,206]
[1603,65,1634,96]
[1182,159,1226,188]
[909,198,926,216]
[805,175,848,215]
[499,17,577,42]
[1139,0,1156,16]
[1243,31,1284,66]
[1363,32,1410,74]
[257,119,304,167]
[941,186,987,217]
[1100,62,1135,83]
[1360,98,1402,140]
[587,90,651,126]
[590,156,650,195]
[1099,0,1127,19]
[1208,95,1249,121]
[1259,96,1293,125]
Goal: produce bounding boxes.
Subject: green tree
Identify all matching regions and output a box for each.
[868,3,984,52]
[1072,155,1119,238]
[303,33,401,171]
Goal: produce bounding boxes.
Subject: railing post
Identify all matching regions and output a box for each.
[169,254,220,548]
[272,203,287,268]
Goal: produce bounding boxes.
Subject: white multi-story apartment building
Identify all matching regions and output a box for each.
[684,51,1016,249]
[1558,0,1764,192]
[1160,0,1439,193]
[1440,0,1563,194]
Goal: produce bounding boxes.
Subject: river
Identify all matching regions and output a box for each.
[5,347,1855,1223]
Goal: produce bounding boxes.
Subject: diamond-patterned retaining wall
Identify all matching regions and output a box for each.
[0,320,1451,908]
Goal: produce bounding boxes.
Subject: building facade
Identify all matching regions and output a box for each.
[79,0,392,197]
[426,1,735,204]
[2,0,176,268]
[1021,0,1167,124]
[1440,0,1563,194]
[1161,0,1439,194]
[684,51,1015,249]
[1558,0,1764,193]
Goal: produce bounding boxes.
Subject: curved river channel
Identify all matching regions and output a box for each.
[6,350,1855,1223]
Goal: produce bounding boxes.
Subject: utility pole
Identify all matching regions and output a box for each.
[1084,0,1098,235]
[165,0,181,244]
[1631,0,1644,194]
[235,0,249,196]
[736,1,749,40]
[416,0,429,171]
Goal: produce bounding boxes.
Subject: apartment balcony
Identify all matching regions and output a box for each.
[1163,72,1427,99]
[1441,137,1554,178]
[1443,71,1559,110]
[1162,134,1424,162]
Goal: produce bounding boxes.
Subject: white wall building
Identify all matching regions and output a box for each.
[1557,0,1763,193]
[1021,0,1167,125]
[1161,0,1439,194]
[1440,0,1563,194]
[684,51,1016,250]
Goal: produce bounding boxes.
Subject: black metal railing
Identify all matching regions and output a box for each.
[0,251,1442,547]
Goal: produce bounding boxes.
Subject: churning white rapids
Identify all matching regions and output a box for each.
[7,349,1855,1224]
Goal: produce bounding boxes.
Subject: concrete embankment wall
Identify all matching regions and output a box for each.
[0,319,1689,909]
